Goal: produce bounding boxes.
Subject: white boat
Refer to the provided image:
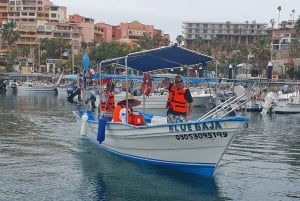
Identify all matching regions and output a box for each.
[243,98,264,112]
[74,110,248,176]
[19,83,58,93]
[261,90,300,114]
[73,45,249,176]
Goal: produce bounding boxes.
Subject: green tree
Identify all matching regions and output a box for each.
[251,37,271,76]
[295,18,300,32]
[176,35,184,46]
[89,41,132,72]
[136,33,154,50]
[1,21,20,48]
[20,46,30,57]
[192,36,203,52]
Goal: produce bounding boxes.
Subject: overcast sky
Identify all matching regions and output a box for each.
[52,0,299,42]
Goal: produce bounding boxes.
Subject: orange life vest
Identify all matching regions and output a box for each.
[100,90,115,112]
[167,85,188,113]
[112,104,133,123]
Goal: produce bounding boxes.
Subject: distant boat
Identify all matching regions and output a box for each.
[262,91,300,114]
[19,84,57,93]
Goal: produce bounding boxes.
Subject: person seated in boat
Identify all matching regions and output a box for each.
[163,75,194,123]
[112,93,144,125]
[99,81,115,120]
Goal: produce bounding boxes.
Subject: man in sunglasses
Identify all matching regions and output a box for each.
[163,75,194,123]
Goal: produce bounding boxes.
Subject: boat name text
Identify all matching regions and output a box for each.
[169,122,222,133]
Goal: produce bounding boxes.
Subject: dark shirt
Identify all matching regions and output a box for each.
[167,83,193,115]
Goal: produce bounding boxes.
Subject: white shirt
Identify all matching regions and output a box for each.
[119,108,128,123]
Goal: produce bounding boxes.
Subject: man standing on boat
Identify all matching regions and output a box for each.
[163,75,194,123]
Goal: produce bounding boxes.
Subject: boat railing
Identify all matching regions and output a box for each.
[197,93,250,121]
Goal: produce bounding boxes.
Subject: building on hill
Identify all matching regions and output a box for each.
[182,21,269,49]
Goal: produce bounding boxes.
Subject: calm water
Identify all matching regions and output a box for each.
[0,90,300,201]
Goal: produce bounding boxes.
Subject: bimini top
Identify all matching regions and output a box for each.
[99,44,214,72]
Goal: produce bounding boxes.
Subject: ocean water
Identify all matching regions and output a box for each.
[0,90,299,201]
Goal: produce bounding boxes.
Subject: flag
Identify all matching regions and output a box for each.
[62,50,70,57]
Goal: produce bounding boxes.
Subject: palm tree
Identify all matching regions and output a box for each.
[192,36,203,52]
[176,35,184,46]
[251,37,272,77]
[277,6,282,29]
[269,19,275,30]
[1,21,20,48]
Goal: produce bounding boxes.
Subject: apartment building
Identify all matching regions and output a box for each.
[182,21,269,48]
[95,20,170,48]
[0,1,169,55]
[271,28,298,59]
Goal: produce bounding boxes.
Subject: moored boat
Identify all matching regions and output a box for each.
[74,110,248,176]
[73,45,250,176]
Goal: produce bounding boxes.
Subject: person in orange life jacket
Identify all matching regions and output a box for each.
[100,81,115,113]
[112,93,141,123]
[163,75,194,123]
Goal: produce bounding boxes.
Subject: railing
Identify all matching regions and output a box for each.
[198,93,250,121]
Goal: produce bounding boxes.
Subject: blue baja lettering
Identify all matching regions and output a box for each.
[194,123,201,131]
[187,124,192,131]
[180,124,187,131]
[175,125,180,132]
[215,121,222,129]
[209,122,214,129]
[202,123,209,130]
[169,126,174,133]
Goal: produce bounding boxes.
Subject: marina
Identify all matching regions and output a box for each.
[0,91,299,200]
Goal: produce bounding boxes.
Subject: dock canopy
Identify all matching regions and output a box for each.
[99,45,214,72]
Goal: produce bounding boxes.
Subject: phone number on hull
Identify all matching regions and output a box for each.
[175,132,228,140]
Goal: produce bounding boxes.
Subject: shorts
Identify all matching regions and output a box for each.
[167,113,186,123]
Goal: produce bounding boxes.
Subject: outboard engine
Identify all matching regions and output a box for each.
[11,82,17,93]
[85,91,97,109]
[0,81,7,93]
[67,85,82,103]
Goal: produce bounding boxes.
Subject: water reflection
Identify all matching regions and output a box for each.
[76,139,223,201]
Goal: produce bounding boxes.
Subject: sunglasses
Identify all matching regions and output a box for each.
[175,80,183,84]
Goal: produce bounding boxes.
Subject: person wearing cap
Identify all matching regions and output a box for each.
[112,93,141,123]
[163,75,194,123]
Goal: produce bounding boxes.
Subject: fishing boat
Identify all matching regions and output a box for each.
[73,45,249,177]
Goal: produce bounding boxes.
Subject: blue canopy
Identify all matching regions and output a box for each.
[99,45,214,72]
